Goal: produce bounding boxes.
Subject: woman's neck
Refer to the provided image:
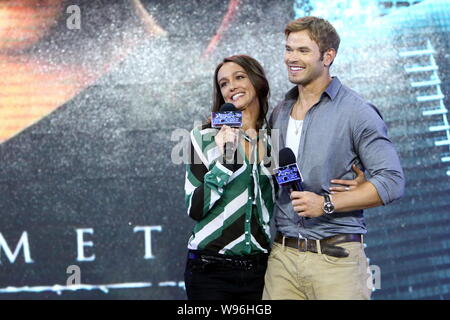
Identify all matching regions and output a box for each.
[240,101,259,137]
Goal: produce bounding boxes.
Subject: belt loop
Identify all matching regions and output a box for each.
[361,234,364,245]
[316,240,322,255]
[282,235,286,249]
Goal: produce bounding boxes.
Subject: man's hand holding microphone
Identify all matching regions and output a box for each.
[275,147,366,218]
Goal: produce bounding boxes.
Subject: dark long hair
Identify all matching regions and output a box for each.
[212,55,270,130]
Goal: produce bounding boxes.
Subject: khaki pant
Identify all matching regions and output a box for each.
[263,240,372,300]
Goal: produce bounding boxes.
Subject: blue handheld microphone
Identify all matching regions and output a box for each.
[212,103,242,161]
[275,147,303,192]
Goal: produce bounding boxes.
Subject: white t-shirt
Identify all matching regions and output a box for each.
[285,116,303,159]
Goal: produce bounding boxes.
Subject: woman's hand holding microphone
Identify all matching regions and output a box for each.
[215,125,239,162]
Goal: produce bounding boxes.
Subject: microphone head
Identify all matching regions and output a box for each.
[279,147,296,166]
[212,103,242,128]
[219,103,238,112]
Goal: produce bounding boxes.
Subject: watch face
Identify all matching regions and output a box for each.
[324,201,334,214]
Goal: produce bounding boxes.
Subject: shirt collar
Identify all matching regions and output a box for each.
[284,76,341,101]
[325,76,341,100]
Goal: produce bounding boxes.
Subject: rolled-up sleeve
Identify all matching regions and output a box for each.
[353,104,405,205]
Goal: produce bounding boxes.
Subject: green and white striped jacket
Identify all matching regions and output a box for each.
[184,124,275,255]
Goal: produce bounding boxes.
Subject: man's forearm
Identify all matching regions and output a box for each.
[332,181,383,212]
[290,181,385,218]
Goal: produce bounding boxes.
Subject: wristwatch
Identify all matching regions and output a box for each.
[323,194,335,215]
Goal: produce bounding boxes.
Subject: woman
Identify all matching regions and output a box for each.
[183,55,273,300]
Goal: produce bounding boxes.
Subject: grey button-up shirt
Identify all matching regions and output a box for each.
[270,77,405,239]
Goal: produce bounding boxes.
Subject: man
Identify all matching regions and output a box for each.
[263,16,405,300]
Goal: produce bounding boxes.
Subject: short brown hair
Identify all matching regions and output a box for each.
[212,55,270,130]
[285,16,340,57]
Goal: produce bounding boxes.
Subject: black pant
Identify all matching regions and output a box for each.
[184,251,268,300]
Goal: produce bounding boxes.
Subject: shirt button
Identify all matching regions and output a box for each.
[246,242,250,245]
[246,220,249,223]
[245,231,249,234]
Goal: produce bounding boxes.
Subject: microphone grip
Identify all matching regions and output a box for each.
[287,181,309,220]
[224,142,236,162]
[290,181,303,192]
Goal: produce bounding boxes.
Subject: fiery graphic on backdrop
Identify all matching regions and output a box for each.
[0,0,238,143]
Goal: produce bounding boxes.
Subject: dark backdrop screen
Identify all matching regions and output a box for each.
[0,0,449,300]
